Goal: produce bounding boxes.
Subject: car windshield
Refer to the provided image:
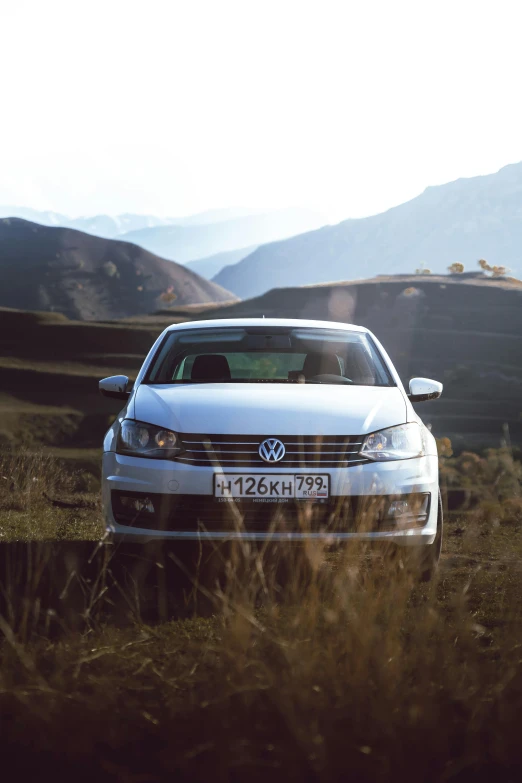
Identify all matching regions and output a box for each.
[145,327,394,386]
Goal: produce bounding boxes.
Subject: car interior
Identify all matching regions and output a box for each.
[185,348,380,385]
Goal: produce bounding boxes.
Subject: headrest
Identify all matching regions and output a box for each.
[191,354,231,381]
[302,351,341,378]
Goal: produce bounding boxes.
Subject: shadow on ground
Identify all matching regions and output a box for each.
[0,540,208,631]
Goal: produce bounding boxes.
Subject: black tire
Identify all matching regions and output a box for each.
[415,490,443,582]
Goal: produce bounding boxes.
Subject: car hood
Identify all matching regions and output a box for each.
[133,383,407,436]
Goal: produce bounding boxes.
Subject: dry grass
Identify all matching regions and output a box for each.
[1,447,522,781]
[0,450,102,541]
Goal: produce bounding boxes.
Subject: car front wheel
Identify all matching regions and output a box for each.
[405,490,443,582]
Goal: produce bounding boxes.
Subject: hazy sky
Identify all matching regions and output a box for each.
[1,0,522,222]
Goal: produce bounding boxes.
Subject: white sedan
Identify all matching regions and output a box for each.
[100,318,443,577]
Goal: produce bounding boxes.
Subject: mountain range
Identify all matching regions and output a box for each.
[4,162,522,306]
[0,206,326,269]
[120,208,326,264]
[213,162,522,298]
[184,244,259,280]
[0,208,177,239]
[0,218,235,321]
[0,206,278,239]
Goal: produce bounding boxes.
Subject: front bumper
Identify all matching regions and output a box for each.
[102,452,439,546]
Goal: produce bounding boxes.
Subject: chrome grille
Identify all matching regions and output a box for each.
[176,434,368,468]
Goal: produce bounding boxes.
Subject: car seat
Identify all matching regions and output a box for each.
[191,354,231,381]
[302,351,342,379]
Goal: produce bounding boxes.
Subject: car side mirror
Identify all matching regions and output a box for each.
[99,375,131,400]
[408,377,442,403]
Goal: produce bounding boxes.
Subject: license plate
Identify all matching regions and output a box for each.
[213,473,330,500]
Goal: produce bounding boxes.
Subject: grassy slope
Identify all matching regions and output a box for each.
[0,307,158,458]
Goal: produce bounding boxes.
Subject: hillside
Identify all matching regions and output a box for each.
[0,218,236,321]
[121,208,326,263]
[214,162,522,298]
[1,274,520,466]
[0,307,163,485]
[153,273,522,450]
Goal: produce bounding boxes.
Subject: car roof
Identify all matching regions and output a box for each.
[165,318,369,333]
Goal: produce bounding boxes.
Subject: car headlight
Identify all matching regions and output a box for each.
[360,422,424,461]
[116,420,183,459]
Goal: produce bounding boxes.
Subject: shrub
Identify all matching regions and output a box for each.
[478,258,510,277]
[159,285,177,304]
[102,261,118,278]
[448,262,464,274]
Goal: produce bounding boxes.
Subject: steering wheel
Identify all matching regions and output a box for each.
[308,374,354,384]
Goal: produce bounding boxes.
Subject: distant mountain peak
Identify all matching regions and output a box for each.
[119,208,327,264]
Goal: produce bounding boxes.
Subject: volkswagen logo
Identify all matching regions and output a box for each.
[259,438,286,463]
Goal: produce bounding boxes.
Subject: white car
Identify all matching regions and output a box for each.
[100,318,443,576]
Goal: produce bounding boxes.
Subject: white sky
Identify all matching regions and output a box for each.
[1,0,522,222]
